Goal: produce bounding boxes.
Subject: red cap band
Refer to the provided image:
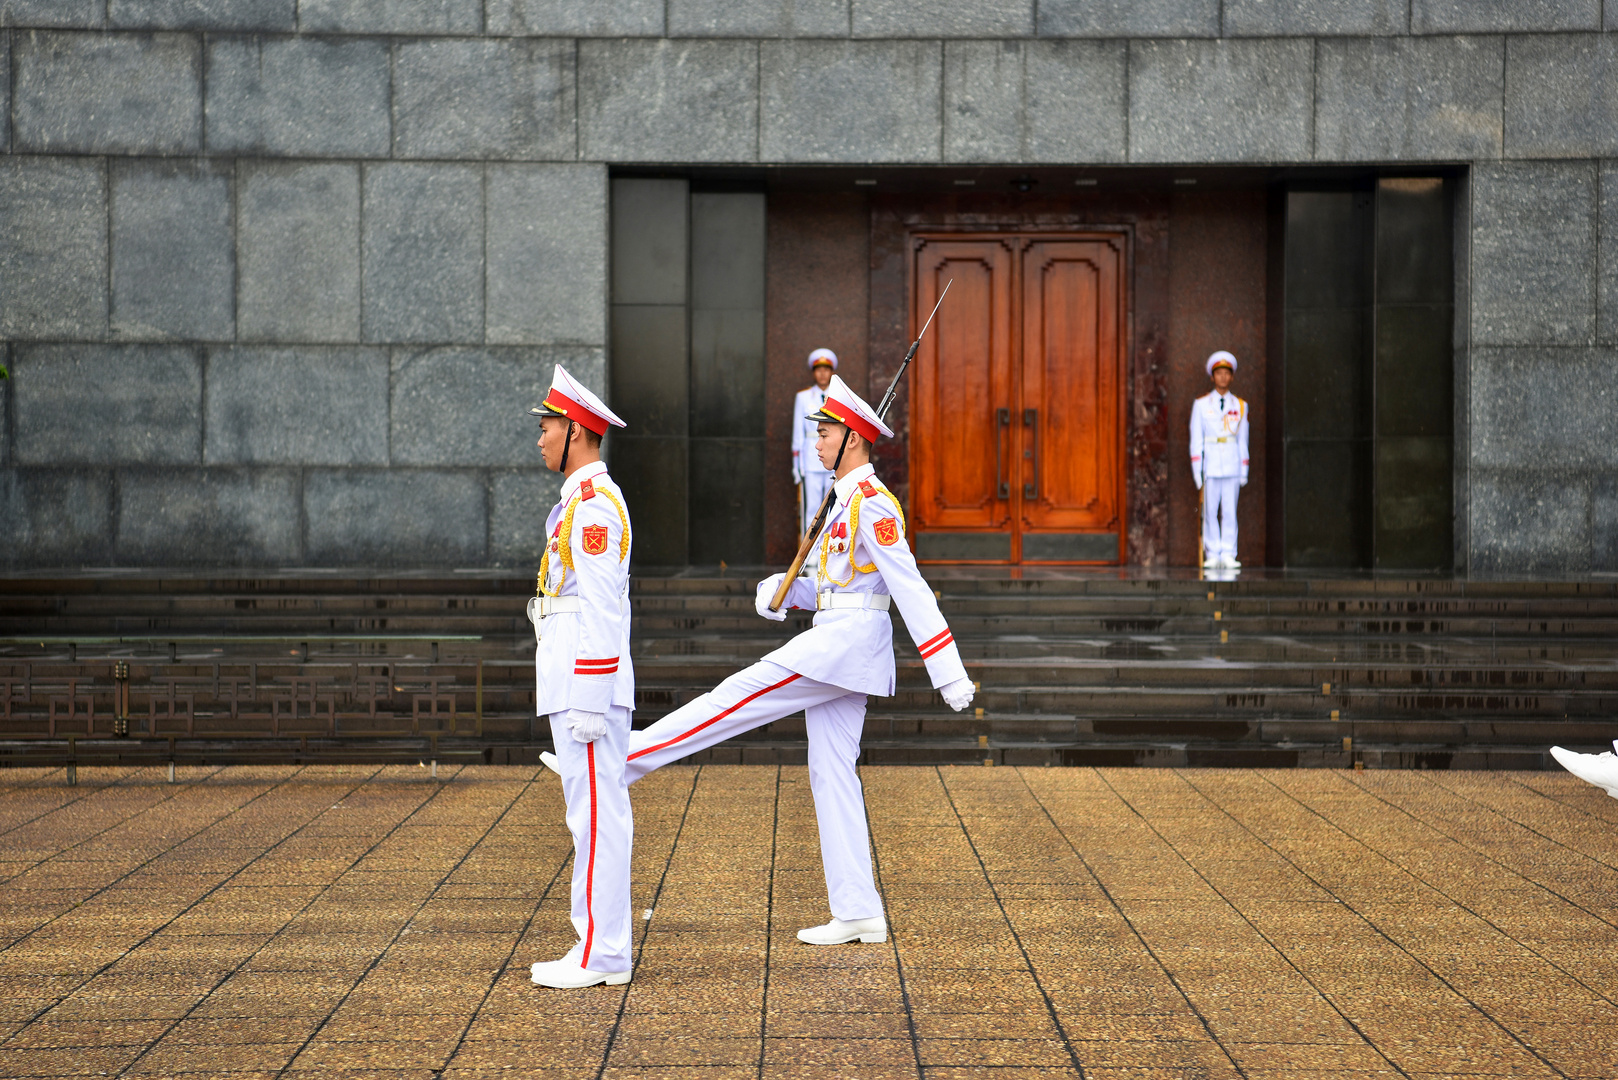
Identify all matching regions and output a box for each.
[820,398,880,443]
[542,388,610,436]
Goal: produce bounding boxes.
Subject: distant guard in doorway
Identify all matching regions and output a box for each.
[1190,351,1250,570]
[792,349,839,542]
[525,365,636,989]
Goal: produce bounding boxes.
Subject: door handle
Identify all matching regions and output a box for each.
[996,407,1011,499]
[1024,408,1039,500]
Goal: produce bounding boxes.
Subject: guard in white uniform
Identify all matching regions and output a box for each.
[791,349,839,540]
[1190,350,1250,569]
[525,365,637,990]
[627,374,976,945]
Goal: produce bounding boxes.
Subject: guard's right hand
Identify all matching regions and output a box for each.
[755,575,789,622]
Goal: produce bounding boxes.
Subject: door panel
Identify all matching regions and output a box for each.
[1021,239,1123,538]
[911,232,1127,563]
[911,240,1015,532]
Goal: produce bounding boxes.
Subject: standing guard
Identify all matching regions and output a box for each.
[525,365,637,989]
[1190,350,1250,569]
[791,349,839,542]
[613,374,975,945]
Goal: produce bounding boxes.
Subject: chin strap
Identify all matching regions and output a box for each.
[558,420,574,474]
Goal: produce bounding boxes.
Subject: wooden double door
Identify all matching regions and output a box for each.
[910,233,1127,563]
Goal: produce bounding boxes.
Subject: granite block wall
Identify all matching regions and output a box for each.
[0,5,1612,570]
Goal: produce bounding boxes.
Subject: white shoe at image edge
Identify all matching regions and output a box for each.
[797,916,888,945]
[1223,556,1241,568]
[1202,557,1219,568]
[530,958,631,988]
[1549,746,1618,798]
[539,750,560,776]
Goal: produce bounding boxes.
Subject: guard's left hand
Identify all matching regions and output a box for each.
[568,710,607,744]
[940,677,975,712]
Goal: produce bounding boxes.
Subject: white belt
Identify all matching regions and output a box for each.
[817,591,891,612]
[527,596,581,623]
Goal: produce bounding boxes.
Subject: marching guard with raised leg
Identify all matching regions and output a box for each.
[525,365,638,989]
[600,373,975,946]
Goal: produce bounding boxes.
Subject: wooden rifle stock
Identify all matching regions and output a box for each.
[769,280,952,612]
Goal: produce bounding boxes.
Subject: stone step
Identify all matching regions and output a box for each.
[5,572,1618,769]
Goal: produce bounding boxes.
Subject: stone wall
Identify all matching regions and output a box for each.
[0,2,1613,570]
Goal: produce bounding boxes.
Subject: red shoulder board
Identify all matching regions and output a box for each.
[579,478,596,500]
[858,480,878,499]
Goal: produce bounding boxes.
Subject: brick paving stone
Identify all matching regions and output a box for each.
[1,765,1616,1074]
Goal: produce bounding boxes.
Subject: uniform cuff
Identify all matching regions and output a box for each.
[923,641,968,689]
[570,674,614,715]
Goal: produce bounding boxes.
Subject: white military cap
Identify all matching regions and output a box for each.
[807,347,839,370]
[1205,350,1237,376]
[527,364,627,435]
[804,373,894,442]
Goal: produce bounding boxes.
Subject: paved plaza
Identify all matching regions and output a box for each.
[0,764,1614,1079]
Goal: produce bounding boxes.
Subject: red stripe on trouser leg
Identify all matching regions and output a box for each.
[581,740,598,968]
[627,672,802,762]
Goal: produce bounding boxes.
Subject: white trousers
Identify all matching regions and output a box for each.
[625,660,883,922]
[799,469,834,537]
[1202,477,1241,560]
[548,704,633,974]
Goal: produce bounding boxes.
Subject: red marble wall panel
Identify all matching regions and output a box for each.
[764,191,870,563]
[1166,190,1269,567]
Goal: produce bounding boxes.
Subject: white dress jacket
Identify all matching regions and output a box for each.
[1190,392,1250,482]
[767,463,968,697]
[533,462,636,718]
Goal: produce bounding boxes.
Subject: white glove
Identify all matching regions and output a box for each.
[1193,473,1203,491]
[940,677,975,712]
[1240,475,1248,488]
[567,710,607,744]
[755,575,789,622]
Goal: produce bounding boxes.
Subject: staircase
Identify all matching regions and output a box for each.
[2,571,1615,770]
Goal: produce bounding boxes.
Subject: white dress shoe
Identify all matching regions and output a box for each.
[1222,556,1241,568]
[1202,556,1219,569]
[539,750,560,777]
[530,958,631,988]
[797,916,887,945]
[1550,746,1618,798]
